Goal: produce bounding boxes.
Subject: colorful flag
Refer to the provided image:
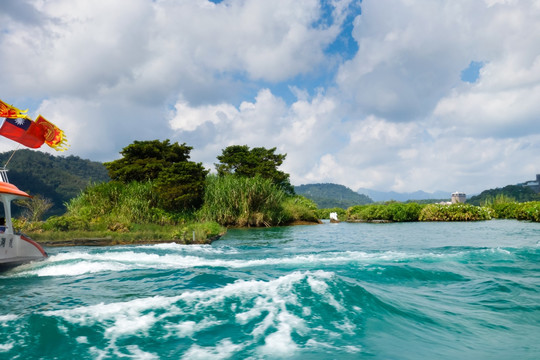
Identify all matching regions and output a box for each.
[35,115,69,151]
[0,117,45,148]
[0,99,29,119]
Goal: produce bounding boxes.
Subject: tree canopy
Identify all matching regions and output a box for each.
[215,145,294,194]
[104,140,192,182]
[104,140,208,210]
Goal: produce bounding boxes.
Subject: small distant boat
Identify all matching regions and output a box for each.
[0,169,47,269]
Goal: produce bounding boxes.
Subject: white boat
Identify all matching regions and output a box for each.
[0,169,47,268]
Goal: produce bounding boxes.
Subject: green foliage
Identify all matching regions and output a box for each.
[419,204,492,221]
[281,196,319,223]
[64,181,165,225]
[154,161,209,211]
[0,149,109,216]
[215,145,294,194]
[171,222,225,244]
[514,202,540,222]
[42,215,91,231]
[468,185,540,205]
[484,200,540,222]
[104,140,208,211]
[295,183,373,208]
[347,203,424,222]
[199,174,287,227]
[104,139,192,182]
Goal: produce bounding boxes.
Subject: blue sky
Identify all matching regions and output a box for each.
[1,0,539,194]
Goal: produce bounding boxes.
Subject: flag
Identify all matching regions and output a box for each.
[35,115,69,151]
[0,117,45,148]
[0,99,29,119]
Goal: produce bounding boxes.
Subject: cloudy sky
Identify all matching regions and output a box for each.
[1,0,539,194]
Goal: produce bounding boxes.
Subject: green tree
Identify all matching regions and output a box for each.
[104,140,192,182]
[215,145,294,194]
[155,162,209,211]
[104,140,208,211]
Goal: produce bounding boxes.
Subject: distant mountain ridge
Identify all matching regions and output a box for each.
[295,183,373,208]
[357,188,452,202]
[0,149,110,217]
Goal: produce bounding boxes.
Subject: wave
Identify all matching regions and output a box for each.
[38,270,368,359]
[6,244,534,278]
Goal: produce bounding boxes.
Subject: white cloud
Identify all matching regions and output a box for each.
[0,0,539,194]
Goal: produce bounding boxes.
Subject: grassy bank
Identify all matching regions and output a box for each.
[15,180,225,245]
[341,201,539,223]
[198,174,319,227]
[15,174,320,245]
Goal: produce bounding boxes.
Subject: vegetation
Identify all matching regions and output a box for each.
[198,174,317,227]
[467,185,540,205]
[105,140,208,211]
[347,202,424,222]
[0,149,109,216]
[17,180,225,244]
[4,141,539,247]
[419,204,492,221]
[485,199,540,222]
[215,145,294,194]
[295,183,373,208]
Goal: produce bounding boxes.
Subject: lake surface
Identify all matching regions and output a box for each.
[1,220,539,359]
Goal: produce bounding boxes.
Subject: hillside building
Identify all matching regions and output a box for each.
[522,174,540,193]
[451,192,466,204]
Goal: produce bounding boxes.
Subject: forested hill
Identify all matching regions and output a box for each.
[295,183,373,209]
[0,149,110,216]
[467,185,540,205]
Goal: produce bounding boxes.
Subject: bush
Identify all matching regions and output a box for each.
[42,215,91,231]
[346,203,424,222]
[281,196,319,223]
[419,204,492,221]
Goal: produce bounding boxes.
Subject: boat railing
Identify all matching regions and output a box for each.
[0,168,9,183]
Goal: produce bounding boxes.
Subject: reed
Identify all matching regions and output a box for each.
[65,181,164,225]
[198,174,287,227]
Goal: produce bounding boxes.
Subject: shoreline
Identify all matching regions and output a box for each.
[37,234,224,247]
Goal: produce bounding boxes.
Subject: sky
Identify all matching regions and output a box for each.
[1,0,539,194]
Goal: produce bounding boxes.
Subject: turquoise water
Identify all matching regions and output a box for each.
[1,220,539,359]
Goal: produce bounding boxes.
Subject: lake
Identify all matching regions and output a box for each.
[1,220,539,359]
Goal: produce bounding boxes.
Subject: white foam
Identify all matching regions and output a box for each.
[13,247,477,278]
[0,342,14,352]
[122,345,159,360]
[181,339,242,360]
[258,314,299,357]
[0,314,18,323]
[76,336,88,344]
[43,271,342,358]
[28,261,132,277]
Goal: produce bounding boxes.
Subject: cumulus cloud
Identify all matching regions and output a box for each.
[0,0,539,193]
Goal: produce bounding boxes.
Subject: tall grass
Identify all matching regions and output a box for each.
[198,174,287,227]
[63,181,181,226]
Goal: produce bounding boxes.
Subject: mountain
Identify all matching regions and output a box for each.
[295,183,373,208]
[357,188,452,202]
[467,185,540,205]
[0,149,110,217]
